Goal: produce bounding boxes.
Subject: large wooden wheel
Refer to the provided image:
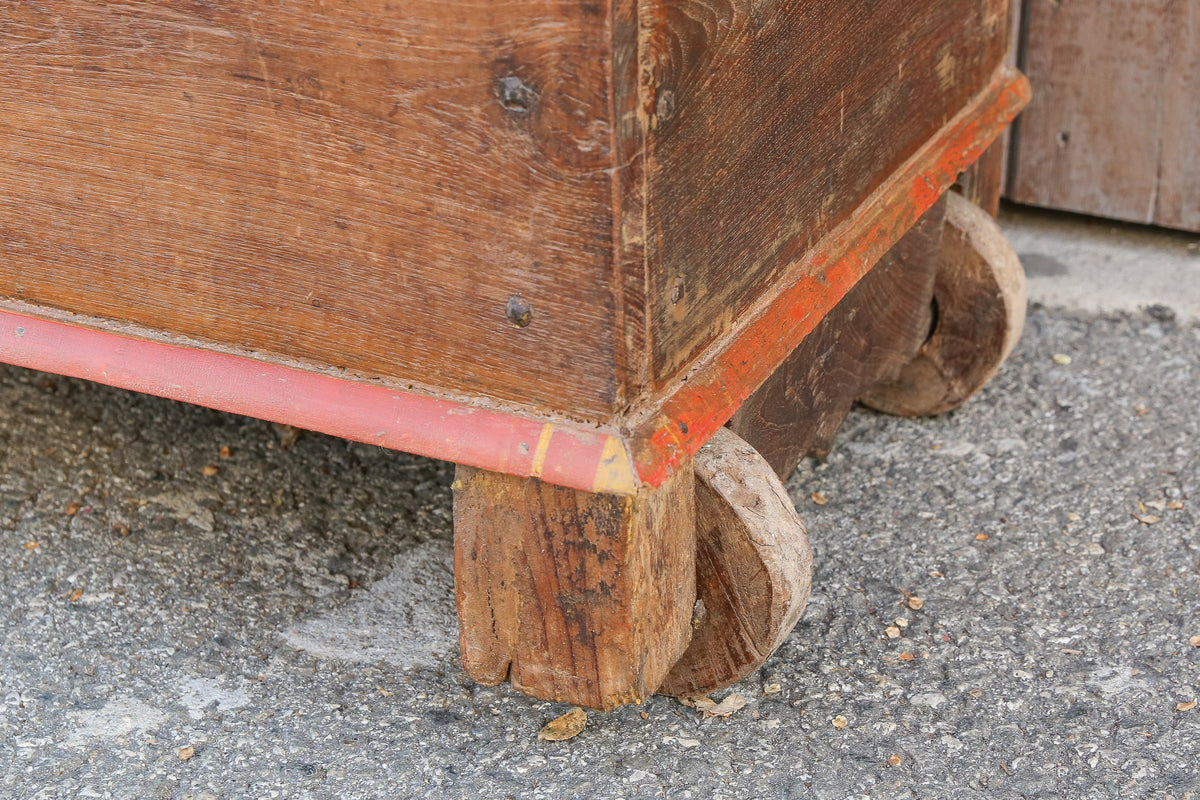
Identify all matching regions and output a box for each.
[859,191,1026,416]
[659,427,813,697]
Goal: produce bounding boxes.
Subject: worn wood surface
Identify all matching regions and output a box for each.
[860,192,1025,417]
[452,464,695,710]
[0,2,622,418]
[1009,0,1200,232]
[0,3,1026,495]
[628,69,1029,490]
[728,197,946,479]
[641,0,1013,386]
[658,428,812,698]
[957,142,1006,218]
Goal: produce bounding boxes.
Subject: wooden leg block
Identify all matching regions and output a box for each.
[728,194,947,479]
[452,466,695,710]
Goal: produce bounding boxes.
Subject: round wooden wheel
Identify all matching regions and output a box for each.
[658,427,813,698]
[859,191,1026,417]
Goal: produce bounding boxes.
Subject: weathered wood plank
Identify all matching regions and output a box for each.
[728,196,946,479]
[0,1,622,418]
[452,464,695,710]
[1010,0,1200,232]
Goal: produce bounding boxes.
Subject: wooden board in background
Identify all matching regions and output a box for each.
[1008,0,1200,232]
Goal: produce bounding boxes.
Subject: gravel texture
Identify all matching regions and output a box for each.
[2,307,1199,800]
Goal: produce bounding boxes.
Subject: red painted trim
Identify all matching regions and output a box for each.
[0,67,1028,496]
[627,67,1032,488]
[0,308,638,495]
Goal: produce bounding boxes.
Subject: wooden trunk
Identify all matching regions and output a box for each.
[0,3,1028,708]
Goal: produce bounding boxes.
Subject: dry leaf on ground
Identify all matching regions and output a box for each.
[219,446,233,459]
[538,708,587,741]
[703,694,747,717]
[1190,635,1200,648]
[683,694,747,718]
[811,492,828,506]
[832,715,849,730]
[68,589,83,602]
[1167,501,1184,510]
[178,746,195,760]
[1132,514,1161,525]
[200,464,219,477]
[907,597,925,611]
[1176,701,1197,713]
[65,502,82,516]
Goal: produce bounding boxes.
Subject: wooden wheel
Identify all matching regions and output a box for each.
[658,427,813,698]
[859,191,1026,416]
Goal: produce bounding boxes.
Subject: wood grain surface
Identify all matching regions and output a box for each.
[1010,0,1200,232]
[452,464,695,710]
[728,196,946,479]
[860,191,1026,417]
[0,2,623,418]
[0,2,1024,450]
[658,427,812,698]
[640,0,1012,386]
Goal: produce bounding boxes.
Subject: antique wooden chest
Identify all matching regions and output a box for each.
[0,2,1028,709]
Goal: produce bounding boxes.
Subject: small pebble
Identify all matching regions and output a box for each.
[1052,353,1072,365]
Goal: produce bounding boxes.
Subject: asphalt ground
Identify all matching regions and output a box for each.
[2,212,1200,799]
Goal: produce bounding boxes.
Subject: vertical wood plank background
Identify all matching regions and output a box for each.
[1008,0,1199,232]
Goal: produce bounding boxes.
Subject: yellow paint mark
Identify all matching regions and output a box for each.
[936,50,958,90]
[529,423,555,479]
[592,436,640,496]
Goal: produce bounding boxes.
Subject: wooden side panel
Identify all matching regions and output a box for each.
[453,464,695,710]
[1157,3,1200,232]
[1009,0,1200,232]
[640,0,1012,385]
[0,2,622,419]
